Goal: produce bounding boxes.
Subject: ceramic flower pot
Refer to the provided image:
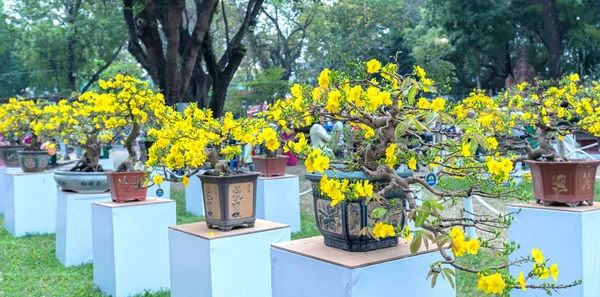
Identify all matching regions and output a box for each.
[198,172,260,231]
[0,145,27,167]
[252,155,289,177]
[105,171,147,203]
[54,170,110,193]
[525,160,600,207]
[17,150,51,173]
[305,171,408,252]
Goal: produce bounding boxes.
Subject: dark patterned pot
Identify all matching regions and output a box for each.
[17,151,51,173]
[252,155,289,177]
[106,171,147,203]
[306,171,408,252]
[0,145,27,167]
[198,172,260,232]
[54,170,110,193]
[525,160,600,207]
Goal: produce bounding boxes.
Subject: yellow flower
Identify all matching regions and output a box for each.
[551,263,559,281]
[451,238,468,257]
[569,73,580,82]
[373,222,395,239]
[63,139,69,144]
[366,59,382,73]
[182,176,190,187]
[318,69,330,88]
[430,97,446,112]
[466,239,480,255]
[354,180,374,198]
[415,66,426,80]
[518,272,526,291]
[403,225,412,242]
[461,142,471,157]
[312,155,330,174]
[558,135,564,141]
[408,157,417,171]
[430,156,441,168]
[534,264,550,279]
[152,174,164,186]
[486,137,498,150]
[531,248,544,264]
[484,273,506,294]
[326,90,341,113]
[449,226,464,241]
[417,97,430,109]
[291,84,302,98]
[385,143,398,169]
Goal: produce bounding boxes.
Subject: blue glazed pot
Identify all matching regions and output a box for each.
[306,169,411,252]
[17,151,51,173]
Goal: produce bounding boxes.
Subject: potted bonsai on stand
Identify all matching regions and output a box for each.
[147,106,277,231]
[49,75,165,201]
[0,99,55,172]
[266,59,577,294]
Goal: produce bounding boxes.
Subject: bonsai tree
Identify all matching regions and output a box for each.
[47,75,165,172]
[0,98,55,150]
[266,60,576,294]
[146,104,279,182]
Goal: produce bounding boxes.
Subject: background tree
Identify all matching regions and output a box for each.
[7,0,125,96]
[122,0,264,116]
[0,0,29,98]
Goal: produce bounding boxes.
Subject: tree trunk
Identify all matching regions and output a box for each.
[67,38,77,92]
[116,122,140,172]
[542,0,562,78]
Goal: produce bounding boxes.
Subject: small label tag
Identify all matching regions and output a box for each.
[426,172,437,187]
[156,188,164,197]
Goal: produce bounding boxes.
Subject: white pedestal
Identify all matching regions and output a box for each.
[56,191,112,266]
[508,202,600,297]
[147,170,171,199]
[0,167,22,215]
[4,171,57,237]
[185,176,204,216]
[271,236,455,297]
[92,198,176,297]
[169,220,290,297]
[256,175,301,233]
[99,158,115,171]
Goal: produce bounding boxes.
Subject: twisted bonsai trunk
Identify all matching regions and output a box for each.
[116,122,140,172]
[70,136,103,172]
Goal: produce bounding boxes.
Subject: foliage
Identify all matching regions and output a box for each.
[146,104,279,184]
[226,67,289,115]
[0,98,56,149]
[7,0,125,96]
[265,59,578,294]
[43,75,165,171]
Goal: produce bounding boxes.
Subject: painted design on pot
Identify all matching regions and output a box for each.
[23,158,36,169]
[552,174,568,193]
[228,182,253,219]
[203,183,220,219]
[582,171,592,191]
[316,198,342,234]
[347,203,361,236]
[39,157,49,168]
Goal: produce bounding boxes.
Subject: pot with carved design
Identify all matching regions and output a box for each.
[305,168,411,252]
[197,172,260,232]
[525,160,600,207]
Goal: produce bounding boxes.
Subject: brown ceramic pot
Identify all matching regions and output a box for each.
[252,155,289,177]
[198,172,260,231]
[525,160,600,207]
[106,171,147,203]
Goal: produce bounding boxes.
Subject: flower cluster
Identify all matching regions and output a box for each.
[319,175,373,206]
[449,227,480,257]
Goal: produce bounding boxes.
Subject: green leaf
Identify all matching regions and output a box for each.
[370,208,387,219]
[407,86,418,104]
[412,118,428,134]
[431,272,439,288]
[410,232,423,254]
[395,119,412,139]
[443,269,455,289]
[414,210,430,227]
